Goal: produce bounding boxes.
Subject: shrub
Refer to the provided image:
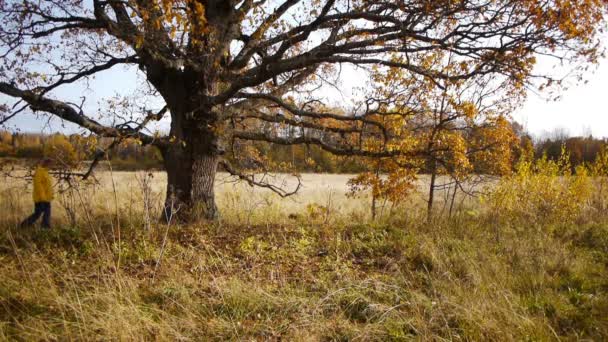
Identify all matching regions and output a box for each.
[43,134,79,167]
[487,147,592,225]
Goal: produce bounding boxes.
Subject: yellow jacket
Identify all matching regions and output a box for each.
[33,166,53,202]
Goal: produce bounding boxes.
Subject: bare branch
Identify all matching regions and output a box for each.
[220,159,302,198]
[233,130,406,158]
[0,82,161,146]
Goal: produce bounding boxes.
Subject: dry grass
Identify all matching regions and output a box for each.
[0,171,482,226]
[0,171,607,341]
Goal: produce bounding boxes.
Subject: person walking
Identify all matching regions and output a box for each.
[21,158,54,228]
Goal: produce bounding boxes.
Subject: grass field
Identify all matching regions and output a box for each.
[1,170,607,340]
[0,171,485,225]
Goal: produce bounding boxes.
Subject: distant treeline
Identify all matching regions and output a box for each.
[0,131,162,170]
[1,129,606,173]
[533,136,607,167]
[0,130,366,172]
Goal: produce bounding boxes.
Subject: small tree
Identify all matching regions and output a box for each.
[349,51,519,220]
[348,158,417,220]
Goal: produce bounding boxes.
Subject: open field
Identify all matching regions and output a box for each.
[0,171,485,226]
[1,171,607,340]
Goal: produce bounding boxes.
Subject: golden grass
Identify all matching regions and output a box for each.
[1,171,481,226]
[0,171,607,340]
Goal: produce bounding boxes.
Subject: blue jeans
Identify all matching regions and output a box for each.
[21,202,51,228]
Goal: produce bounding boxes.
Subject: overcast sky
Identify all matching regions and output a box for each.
[4,55,608,139]
[513,56,608,139]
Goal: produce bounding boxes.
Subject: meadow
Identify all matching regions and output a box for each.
[0,167,607,340]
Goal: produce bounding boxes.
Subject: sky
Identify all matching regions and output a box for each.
[4,56,608,139]
[513,56,608,139]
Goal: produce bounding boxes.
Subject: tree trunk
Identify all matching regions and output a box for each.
[162,145,219,222]
[371,194,377,221]
[427,159,437,222]
[160,104,221,223]
[191,154,218,220]
[371,161,381,220]
[448,184,457,218]
[147,55,227,223]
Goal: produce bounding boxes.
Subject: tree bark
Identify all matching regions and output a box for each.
[162,146,219,223]
[160,101,220,223]
[427,159,437,222]
[371,161,381,220]
[191,154,218,220]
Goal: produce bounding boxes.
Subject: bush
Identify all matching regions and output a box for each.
[43,134,79,167]
[487,147,592,225]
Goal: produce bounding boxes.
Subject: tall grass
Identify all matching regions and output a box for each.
[0,167,607,340]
